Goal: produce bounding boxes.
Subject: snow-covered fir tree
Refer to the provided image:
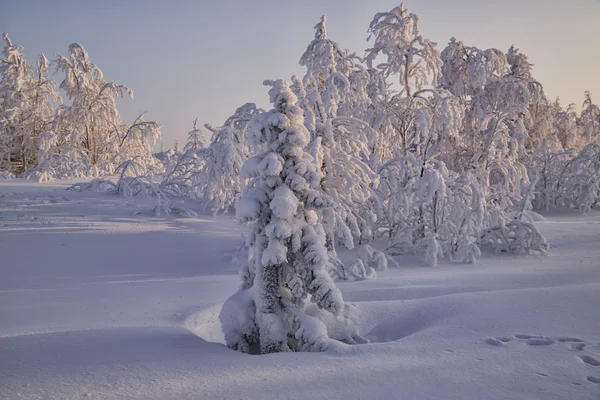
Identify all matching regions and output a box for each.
[183,118,205,153]
[220,79,349,354]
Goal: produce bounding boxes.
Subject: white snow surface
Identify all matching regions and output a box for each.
[1,179,600,399]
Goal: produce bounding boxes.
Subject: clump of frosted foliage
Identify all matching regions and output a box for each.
[530,142,600,213]
[220,79,362,354]
[371,155,547,266]
[0,171,14,179]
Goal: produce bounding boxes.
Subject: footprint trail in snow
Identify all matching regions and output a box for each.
[485,334,600,387]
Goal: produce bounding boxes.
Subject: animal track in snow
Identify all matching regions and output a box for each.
[485,338,505,347]
[512,334,555,346]
[513,334,543,340]
[485,336,512,346]
[557,337,583,343]
[571,343,586,351]
[580,355,600,367]
[525,338,555,346]
[485,334,600,388]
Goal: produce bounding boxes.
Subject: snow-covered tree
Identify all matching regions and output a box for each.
[53,43,133,169]
[529,138,573,211]
[440,37,506,101]
[183,118,204,153]
[199,123,247,213]
[504,46,552,151]
[440,41,552,164]
[159,146,205,199]
[372,156,485,265]
[0,34,58,174]
[560,143,600,212]
[373,87,464,166]
[530,142,600,213]
[295,18,378,258]
[25,54,59,166]
[112,112,162,173]
[579,91,600,145]
[159,103,260,207]
[366,3,441,97]
[198,103,261,213]
[364,6,467,166]
[9,42,163,181]
[0,33,31,172]
[551,100,578,149]
[220,80,350,354]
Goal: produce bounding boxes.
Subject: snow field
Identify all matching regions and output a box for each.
[2,181,599,399]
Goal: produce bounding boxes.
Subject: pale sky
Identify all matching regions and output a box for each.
[2,0,599,149]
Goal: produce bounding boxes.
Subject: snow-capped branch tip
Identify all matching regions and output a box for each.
[2,32,12,47]
[204,123,218,133]
[315,15,327,40]
[68,43,88,59]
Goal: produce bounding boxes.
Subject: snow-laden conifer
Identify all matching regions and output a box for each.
[220,80,349,354]
[183,118,205,153]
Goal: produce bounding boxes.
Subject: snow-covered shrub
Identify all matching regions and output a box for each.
[69,160,154,197]
[372,156,482,265]
[0,170,15,179]
[199,123,247,214]
[528,141,600,213]
[579,91,600,146]
[372,153,547,265]
[158,104,259,214]
[159,148,205,199]
[529,139,574,211]
[22,131,95,182]
[480,220,549,255]
[348,258,377,280]
[220,79,357,354]
[559,144,600,213]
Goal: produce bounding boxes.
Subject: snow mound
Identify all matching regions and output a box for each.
[184,304,226,345]
[351,299,458,344]
[183,298,455,349]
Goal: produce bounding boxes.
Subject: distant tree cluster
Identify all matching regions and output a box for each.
[216,4,599,354]
[0,34,161,180]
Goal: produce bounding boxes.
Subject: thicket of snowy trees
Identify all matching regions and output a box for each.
[2,3,600,353]
[0,35,161,181]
